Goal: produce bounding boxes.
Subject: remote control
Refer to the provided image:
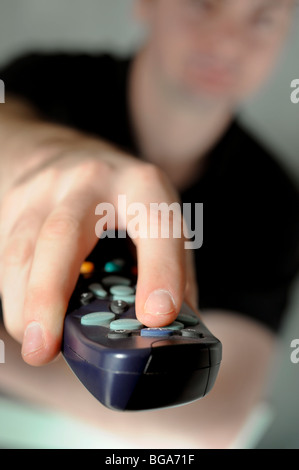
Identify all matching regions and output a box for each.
[62,236,222,412]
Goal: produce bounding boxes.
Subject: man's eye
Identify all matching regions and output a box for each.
[253,12,277,28]
[191,0,215,11]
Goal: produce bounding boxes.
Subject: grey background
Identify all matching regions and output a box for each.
[0,0,298,448]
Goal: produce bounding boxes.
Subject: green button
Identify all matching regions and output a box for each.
[88,283,107,298]
[161,321,184,331]
[110,285,135,296]
[176,313,199,327]
[81,312,115,326]
[110,319,143,331]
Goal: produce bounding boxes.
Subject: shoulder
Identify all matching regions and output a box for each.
[0,51,132,134]
[1,51,129,89]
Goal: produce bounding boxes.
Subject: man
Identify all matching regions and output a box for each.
[0,0,298,448]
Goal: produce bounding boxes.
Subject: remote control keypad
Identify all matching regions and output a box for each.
[78,258,202,340]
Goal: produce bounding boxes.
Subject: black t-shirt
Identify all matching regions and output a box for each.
[1,52,299,332]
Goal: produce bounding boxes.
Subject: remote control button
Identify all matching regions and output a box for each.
[162,321,184,331]
[181,329,205,339]
[112,294,136,304]
[102,276,131,287]
[108,330,132,339]
[80,292,94,305]
[110,319,143,331]
[109,300,129,314]
[110,285,135,296]
[131,266,138,276]
[80,262,95,275]
[141,328,174,337]
[176,313,199,327]
[113,258,126,267]
[81,312,115,326]
[104,260,124,273]
[88,283,108,298]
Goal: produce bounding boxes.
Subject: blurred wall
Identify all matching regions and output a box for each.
[0,0,298,183]
[0,0,142,60]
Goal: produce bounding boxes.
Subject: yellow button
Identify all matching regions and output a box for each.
[80,261,95,275]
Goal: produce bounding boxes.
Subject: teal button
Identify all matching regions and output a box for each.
[161,321,184,331]
[81,312,115,326]
[176,313,199,327]
[110,319,143,331]
[113,294,135,304]
[104,261,123,273]
[88,283,107,298]
[110,285,135,296]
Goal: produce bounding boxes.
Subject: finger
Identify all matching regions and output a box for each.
[134,234,186,327]
[0,209,43,342]
[115,164,190,327]
[20,192,99,366]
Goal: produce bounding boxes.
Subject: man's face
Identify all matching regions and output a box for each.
[137,0,294,106]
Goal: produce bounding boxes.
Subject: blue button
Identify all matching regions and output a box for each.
[176,313,199,327]
[110,319,143,331]
[81,312,115,326]
[110,285,135,296]
[141,328,174,337]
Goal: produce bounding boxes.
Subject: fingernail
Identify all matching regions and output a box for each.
[22,322,45,357]
[144,289,176,316]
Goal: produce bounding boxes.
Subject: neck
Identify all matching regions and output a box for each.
[129,46,234,169]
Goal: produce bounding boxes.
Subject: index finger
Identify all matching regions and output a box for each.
[114,164,197,327]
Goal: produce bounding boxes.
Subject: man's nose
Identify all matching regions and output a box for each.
[198,17,246,62]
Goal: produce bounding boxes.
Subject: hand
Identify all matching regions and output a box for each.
[0,141,199,366]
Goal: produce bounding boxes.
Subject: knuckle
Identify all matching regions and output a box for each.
[39,164,60,184]
[86,158,111,176]
[41,211,80,240]
[142,163,165,184]
[76,158,112,187]
[132,163,180,201]
[127,163,166,187]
